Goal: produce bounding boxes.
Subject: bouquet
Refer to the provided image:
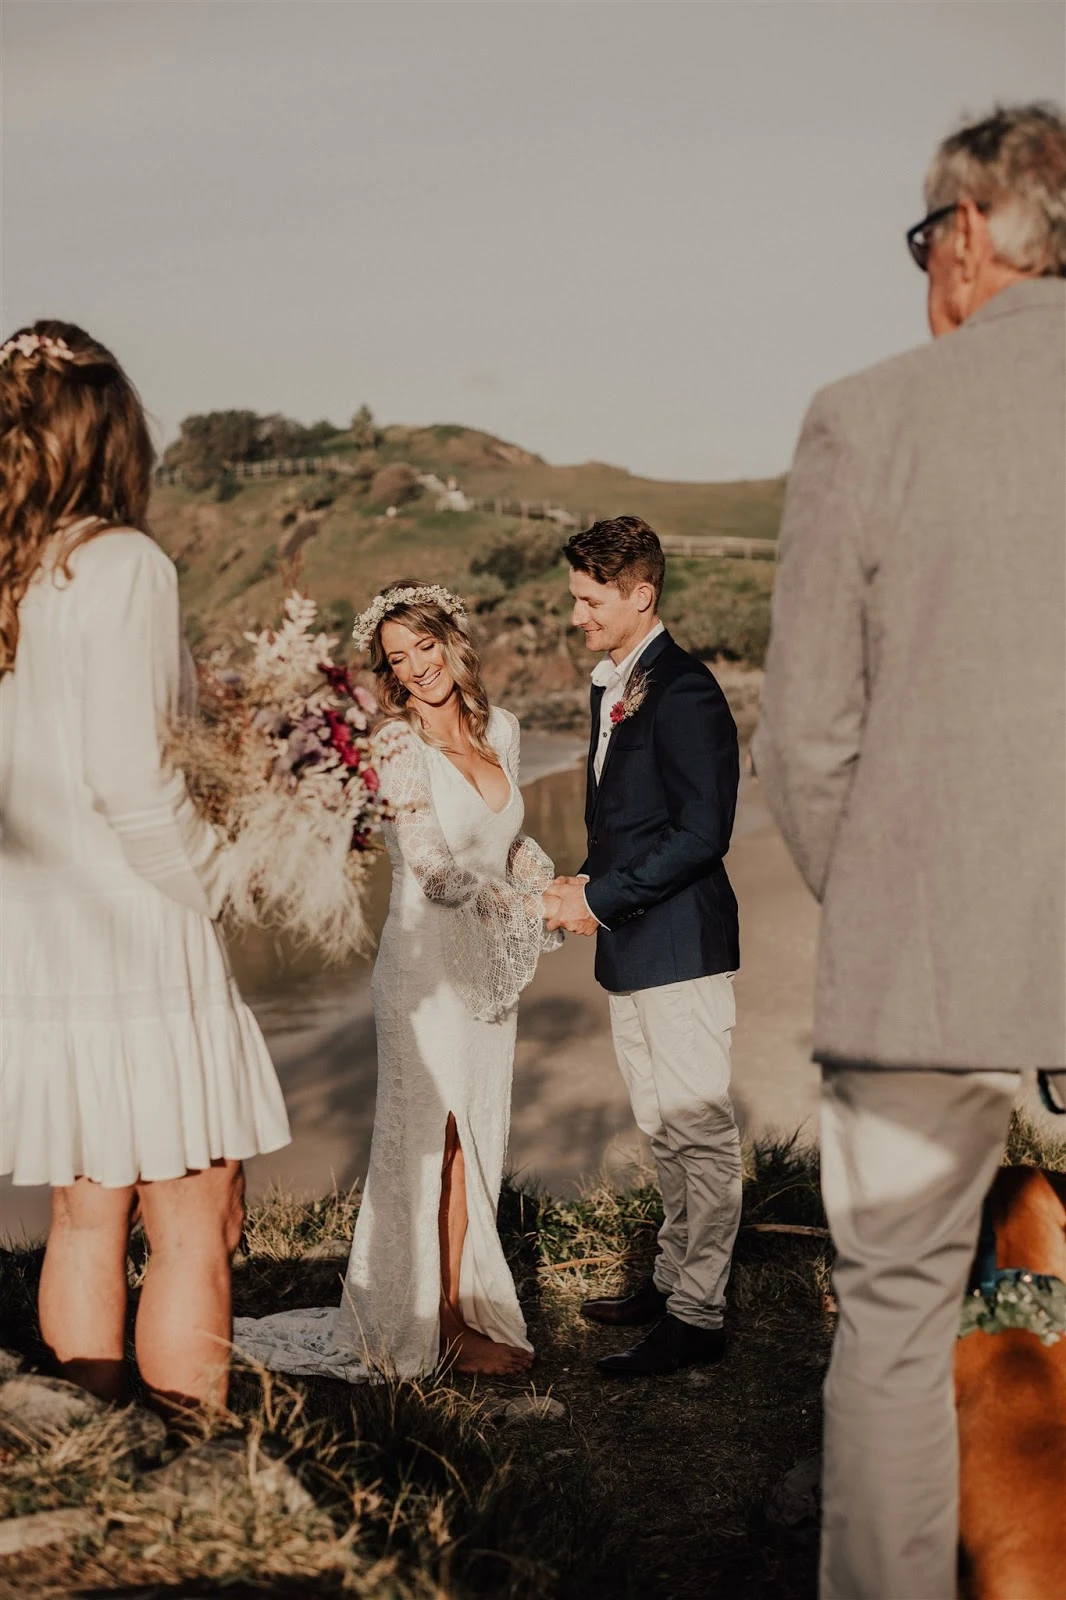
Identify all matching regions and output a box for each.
[169,593,392,961]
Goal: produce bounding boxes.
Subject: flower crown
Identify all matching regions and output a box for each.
[352,584,468,651]
[0,332,75,368]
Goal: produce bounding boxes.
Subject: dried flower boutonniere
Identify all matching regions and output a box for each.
[609,668,651,727]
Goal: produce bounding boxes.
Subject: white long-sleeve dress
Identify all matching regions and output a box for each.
[0,528,290,1188]
[234,711,559,1380]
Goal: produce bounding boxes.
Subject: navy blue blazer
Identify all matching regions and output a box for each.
[582,630,740,993]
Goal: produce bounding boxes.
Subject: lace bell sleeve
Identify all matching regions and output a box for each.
[500,711,564,955]
[374,720,555,1022]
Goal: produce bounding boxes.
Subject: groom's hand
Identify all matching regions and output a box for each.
[545,877,599,936]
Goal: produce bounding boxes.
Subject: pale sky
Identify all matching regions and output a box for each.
[2,1,1063,479]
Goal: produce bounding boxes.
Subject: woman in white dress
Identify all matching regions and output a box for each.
[235,585,560,1379]
[0,321,291,1417]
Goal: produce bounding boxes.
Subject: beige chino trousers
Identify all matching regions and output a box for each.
[819,1065,1019,1600]
[608,974,742,1330]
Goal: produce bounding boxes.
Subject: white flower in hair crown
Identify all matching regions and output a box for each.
[351,585,467,651]
[0,332,75,367]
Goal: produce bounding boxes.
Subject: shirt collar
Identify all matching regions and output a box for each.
[590,620,665,689]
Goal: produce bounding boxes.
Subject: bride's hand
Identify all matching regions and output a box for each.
[540,887,561,923]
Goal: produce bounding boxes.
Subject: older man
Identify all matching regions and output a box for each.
[753,104,1066,1600]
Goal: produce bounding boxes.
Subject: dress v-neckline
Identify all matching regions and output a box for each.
[434,745,515,816]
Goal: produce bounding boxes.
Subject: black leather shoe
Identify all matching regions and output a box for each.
[596,1314,728,1377]
[581,1277,670,1327]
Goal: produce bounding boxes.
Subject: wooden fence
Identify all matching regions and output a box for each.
[153,458,778,560]
[153,457,346,487]
[659,534,777,561]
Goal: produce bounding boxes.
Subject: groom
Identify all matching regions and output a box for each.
[544,516,742,1377]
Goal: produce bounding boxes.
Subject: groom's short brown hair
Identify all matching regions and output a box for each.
[563,516,666,605]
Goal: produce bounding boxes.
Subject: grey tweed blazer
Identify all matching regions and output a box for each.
[753,279,1066,1071]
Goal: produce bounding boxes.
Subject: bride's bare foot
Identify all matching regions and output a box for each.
[440,1324,534,1376]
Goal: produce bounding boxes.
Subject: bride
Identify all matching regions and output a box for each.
[235,583,561,1379]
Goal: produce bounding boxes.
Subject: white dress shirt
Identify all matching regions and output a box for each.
[579,621,664,927]
[591,620,665,782]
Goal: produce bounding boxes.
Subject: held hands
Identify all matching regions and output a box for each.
[543,875,599,937]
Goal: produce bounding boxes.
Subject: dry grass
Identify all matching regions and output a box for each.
[2,1115,1063,1599]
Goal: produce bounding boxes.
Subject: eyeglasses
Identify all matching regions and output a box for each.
[906,201,990,271]
[906,204,960,271]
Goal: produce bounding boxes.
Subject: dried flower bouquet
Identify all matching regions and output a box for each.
[168,593,390,961]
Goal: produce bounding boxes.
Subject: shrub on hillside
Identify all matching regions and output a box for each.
[215,467,241,503]
[470,526,561,589]
[349,404,380,450]
[367,462,422,510]
[664,568,773,666]
[465,572,509,612]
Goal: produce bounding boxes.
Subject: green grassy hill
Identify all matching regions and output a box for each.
[152,422,783,731]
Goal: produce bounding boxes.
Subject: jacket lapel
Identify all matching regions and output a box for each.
[592,629,672,817]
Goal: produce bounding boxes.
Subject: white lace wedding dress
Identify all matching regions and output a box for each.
[234,707,560,1380]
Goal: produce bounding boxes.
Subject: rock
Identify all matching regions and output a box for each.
[143,1435,317,1519]
[489,1394,567,1424]
[765,1454,822,1531]
[0,1349,23,1381]
[0,1375,106,1439]
[0,1374,165,1461]
[0,1506,99,1555]
[300,1238,350,1261]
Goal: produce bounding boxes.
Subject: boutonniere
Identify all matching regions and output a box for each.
[610,668,651,727]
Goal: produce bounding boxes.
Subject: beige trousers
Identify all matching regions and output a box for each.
[608,974,742,1330]
[819,1065,1019,1600]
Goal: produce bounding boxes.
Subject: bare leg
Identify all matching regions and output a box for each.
[135,1159,245,1424]
[438,1114,532,1376]
[39,1179,136,1402]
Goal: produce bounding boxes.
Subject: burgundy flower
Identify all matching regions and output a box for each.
[324,708,362,768]
[610,700,626,726]
[320,662,355,697]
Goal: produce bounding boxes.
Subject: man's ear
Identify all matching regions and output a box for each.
[955,198,989,281]
[634,581,656,615]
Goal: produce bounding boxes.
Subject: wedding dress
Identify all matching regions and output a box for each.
[234,707,560,1380]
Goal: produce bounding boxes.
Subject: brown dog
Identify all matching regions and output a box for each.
[956,1166,1066,1600]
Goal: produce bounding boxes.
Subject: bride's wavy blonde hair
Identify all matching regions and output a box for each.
[0,319,155,675]
[367,584,498,763]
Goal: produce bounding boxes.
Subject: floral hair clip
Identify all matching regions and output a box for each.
[352,585,467,652]
[0,332,76,368]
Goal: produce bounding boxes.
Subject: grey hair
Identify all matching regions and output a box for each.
[924,103,1066,276]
